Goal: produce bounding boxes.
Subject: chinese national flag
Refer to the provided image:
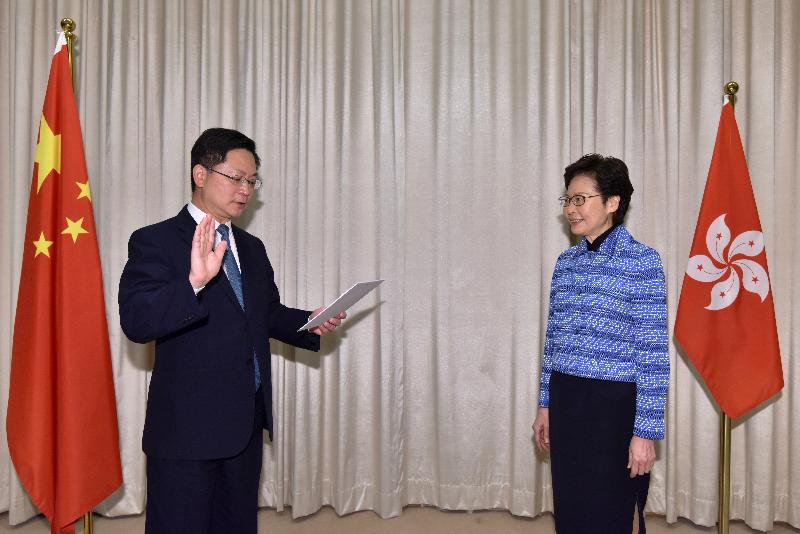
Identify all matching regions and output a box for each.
[675,103,783,420]
[6,32,122,534]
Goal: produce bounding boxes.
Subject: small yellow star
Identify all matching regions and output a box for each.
[61,216,89,243]
[33,231,54,258]
[34,114,61,193]
[76,180,92,202]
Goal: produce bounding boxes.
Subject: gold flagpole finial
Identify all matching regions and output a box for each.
[60,17,76,35]
[724,81,739,108]
[60,18,77,89]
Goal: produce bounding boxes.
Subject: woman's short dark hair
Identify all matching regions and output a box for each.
[563,154,634,225]
[190,128,261,192]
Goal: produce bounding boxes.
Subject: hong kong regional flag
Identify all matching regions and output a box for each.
[675,102,783,420]
[6,31,122,533]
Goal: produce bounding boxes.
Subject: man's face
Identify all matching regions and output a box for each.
[191,148,258,223]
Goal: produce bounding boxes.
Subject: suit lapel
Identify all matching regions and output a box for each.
[176,206,197,246]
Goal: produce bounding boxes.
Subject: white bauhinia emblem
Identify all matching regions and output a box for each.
[685,214,770,310]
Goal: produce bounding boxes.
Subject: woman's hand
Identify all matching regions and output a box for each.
[532,407,550,452]
[628,436,656,478]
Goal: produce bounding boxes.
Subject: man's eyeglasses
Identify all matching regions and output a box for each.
[206,167,262,190]
[558,194,601,207]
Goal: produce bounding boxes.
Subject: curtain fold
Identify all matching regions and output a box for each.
[1,1,797,530]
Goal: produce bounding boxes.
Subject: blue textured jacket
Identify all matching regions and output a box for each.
[538,225,669,439]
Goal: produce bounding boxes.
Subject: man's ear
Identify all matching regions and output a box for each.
[192,164,206,189]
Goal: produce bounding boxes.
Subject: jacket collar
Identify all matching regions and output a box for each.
[576,224,629,256]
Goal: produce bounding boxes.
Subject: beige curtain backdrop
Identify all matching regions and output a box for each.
[1,0,797,531]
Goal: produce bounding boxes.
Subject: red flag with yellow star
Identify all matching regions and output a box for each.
[6,32,122,534]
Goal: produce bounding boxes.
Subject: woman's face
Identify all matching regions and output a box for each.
[563,174,619,243]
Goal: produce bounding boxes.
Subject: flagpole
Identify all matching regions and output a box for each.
[60,16,94,534]
[718,412,731,534]
[60,18,76,89]
[716,81,738,534]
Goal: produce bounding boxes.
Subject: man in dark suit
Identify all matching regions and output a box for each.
[119,128,343,534]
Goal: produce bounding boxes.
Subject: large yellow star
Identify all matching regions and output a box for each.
[34,114,61,193]
[33,231,54,258]
[76,180,92,202]
[61,217,88,243]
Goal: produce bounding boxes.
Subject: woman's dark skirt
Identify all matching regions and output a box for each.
[549,371,649,534]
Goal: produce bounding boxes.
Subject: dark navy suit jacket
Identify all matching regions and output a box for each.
[119,207,319,460]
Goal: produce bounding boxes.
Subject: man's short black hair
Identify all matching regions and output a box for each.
[564,154,634,225]
[190,128,261,192]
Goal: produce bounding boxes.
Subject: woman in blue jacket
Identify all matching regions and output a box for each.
[532,154,669,533]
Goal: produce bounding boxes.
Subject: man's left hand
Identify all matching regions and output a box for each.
[310,308,346,336]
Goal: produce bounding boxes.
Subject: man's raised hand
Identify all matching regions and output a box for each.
[189,215,227,289]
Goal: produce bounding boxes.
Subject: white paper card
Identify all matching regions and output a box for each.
[298,279,384,331]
